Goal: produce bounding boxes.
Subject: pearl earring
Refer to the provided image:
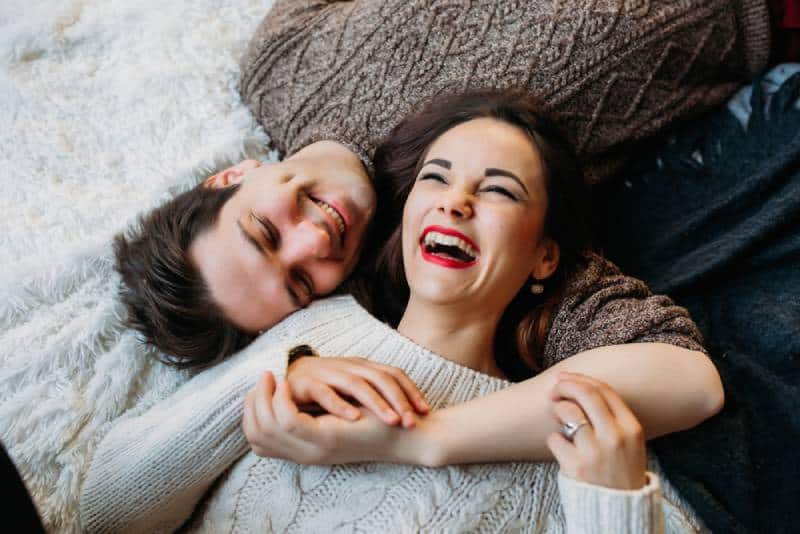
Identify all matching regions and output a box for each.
[530,281,545,295]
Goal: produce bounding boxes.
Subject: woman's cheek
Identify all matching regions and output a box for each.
[487,219,532,247]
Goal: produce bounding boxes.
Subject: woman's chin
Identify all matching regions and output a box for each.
[408,280,478,307]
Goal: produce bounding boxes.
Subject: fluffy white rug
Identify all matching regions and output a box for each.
[0,0,275,531]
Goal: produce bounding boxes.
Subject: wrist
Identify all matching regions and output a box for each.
[557,471,662,533]
[395,412,448,468]
[288,345,318,367]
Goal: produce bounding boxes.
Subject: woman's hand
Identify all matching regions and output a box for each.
[286,356,429,428]
[243,372,428,465]
[546,372,648,490]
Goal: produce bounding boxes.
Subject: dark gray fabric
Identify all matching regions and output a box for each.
[1,442,45,533]
[598,72,800,534]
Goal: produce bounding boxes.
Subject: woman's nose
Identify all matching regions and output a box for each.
[283,219,332,262]
[437,189,474,219]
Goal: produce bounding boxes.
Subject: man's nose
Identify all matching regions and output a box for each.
[281,219,332,263]
[437,189,474,219]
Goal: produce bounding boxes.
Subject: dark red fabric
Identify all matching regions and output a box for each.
[769,0,800,62]
[784,0,800,28]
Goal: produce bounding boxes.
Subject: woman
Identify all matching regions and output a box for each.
[243,90,722,465]
[80,91,719,533]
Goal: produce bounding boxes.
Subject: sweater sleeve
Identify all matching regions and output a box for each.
[78,334,292,534]
[542,253,706,369]
[558,471,703,534]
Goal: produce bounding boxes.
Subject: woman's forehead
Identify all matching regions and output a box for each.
[425,119,543,178]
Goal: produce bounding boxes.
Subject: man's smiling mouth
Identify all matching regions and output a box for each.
[310,196,346,240]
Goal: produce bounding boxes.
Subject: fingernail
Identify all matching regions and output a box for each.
[403,413,417,428]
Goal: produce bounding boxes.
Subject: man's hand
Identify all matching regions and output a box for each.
[286,356,429,428]
[243,371,431,465]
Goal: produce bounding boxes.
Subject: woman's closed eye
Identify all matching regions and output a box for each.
[479,184,518,201]
[419,172,447,184]
[418,172,521,201]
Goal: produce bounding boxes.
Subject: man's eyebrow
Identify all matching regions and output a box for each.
[238,220,303,309]
[485,168,529,194]
[422,158,451,169]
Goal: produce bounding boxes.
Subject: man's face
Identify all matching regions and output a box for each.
[190,141,376,333]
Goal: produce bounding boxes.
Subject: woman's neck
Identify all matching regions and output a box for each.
[396,299,506,378]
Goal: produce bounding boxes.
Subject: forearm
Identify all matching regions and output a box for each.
[549,343,723,438]
[408,343,723,466]
[80,343,289,532]
[80,389,250,533]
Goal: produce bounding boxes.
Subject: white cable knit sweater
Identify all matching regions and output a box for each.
[79,296,704,533]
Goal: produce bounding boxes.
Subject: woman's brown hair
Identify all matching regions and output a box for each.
[369,89,594,381]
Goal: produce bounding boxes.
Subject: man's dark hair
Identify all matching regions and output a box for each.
[114,184,255,370]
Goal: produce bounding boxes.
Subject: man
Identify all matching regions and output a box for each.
[116,140,375,369]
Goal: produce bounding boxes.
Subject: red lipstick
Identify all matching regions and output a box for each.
[419,225,479,269]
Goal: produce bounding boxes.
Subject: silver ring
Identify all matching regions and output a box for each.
[561,420,590,441]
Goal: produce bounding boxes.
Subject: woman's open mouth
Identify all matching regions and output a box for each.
[419,226,479,268]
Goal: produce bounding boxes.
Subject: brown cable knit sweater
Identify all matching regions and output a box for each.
[240,0,770,176]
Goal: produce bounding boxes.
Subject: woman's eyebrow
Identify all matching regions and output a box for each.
[422,158,451,169]
[485,168,529,194]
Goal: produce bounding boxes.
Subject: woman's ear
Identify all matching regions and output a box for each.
[202,159,262,189]
[531,237,560,281]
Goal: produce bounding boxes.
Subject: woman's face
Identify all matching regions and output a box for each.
[401,118,559,314]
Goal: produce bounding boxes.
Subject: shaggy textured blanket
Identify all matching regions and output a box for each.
[0,0,274,531]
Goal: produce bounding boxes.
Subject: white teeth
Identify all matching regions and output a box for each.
[313,199,345,236]
[423,231,477,259]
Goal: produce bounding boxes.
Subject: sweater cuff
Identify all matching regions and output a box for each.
[734,0,772,75]
[558,471,663,534]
